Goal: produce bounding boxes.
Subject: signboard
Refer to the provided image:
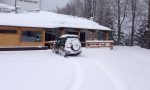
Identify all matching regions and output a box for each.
[17,0,40,11]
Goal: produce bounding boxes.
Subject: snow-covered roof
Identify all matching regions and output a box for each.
[0,11,112,31]
[0,3,15,10]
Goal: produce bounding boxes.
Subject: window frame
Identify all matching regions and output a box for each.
[0,30,17,34]
[20,29,43,43]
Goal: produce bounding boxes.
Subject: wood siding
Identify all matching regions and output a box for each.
[0,27,19,46]
[0,26,45,47]
[0,33,19,46]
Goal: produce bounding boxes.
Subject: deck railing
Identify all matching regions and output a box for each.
[86,40,114,49]
[45,41,56,49]
[45,40,114,49]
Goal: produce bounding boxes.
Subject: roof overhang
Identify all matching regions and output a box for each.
[0,11,113,32]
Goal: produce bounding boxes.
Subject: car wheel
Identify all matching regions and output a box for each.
[71,40,81,51]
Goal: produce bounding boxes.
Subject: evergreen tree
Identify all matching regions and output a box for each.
[135,21,147,47]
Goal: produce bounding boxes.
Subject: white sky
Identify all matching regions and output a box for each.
[41,0,69,11]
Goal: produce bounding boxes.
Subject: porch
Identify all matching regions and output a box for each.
[44,28,113,49]
[0,26,113,49]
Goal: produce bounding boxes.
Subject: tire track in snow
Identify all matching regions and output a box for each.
[65,55,129,90]
[65,58,84,90]
[86,59,129,90]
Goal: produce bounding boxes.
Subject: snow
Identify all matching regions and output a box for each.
[0,11,112,31]
[0,46,150,90]
[60,34,79,38]
[0,3,14,9]
[86,40,114,43]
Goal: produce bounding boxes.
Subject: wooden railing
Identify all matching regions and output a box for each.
[45,41,56,49]
[45,40,114,49]
[86,40,114,49]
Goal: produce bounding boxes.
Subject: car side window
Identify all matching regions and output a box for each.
[60,38,66,45]
[56,38,66,45]
[56,39,61,45]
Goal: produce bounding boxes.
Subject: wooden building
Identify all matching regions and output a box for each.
[0,11,113,48]
[144,30,150,49]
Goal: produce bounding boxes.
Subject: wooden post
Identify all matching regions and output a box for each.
[92,30,96,40]
[77,29,80,37]
[146,31,149,48]
[42,29,45,43]
[104,31,109,40]
[60,28,65,35]
[149,31,150,48]
[18,27,21,46]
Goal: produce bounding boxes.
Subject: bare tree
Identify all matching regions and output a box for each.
[55,0,150,46]
[129,0,138,46]
[56,0,112,25]
[135,0,149,47]
[111,0,128,45]
[148,0,150,30]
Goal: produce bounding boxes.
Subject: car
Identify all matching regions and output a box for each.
[53,34,82,57]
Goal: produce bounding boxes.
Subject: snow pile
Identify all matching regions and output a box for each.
[0,11,111,31]
[0,46,150,90]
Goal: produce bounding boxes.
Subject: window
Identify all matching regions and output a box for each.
[98,31,105,40]
[21,31,42,42]
[0,30,17,34]
[56,38,66,45]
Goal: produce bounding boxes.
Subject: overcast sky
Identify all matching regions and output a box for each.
[41,0,69,11]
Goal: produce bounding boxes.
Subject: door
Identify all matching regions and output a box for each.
[80,32,86,47]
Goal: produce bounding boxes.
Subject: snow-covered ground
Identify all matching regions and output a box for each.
[0,46,150,90]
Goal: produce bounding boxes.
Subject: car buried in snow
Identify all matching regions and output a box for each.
[53,34,82,57]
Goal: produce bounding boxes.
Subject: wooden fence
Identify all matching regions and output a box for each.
[46,40,114,49]
[86,40,114,49]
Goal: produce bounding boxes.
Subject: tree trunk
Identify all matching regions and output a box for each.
[117,0,121,45]
[146,0,150,48]
[15,0,17,14]
[148,0,150,30]
[131,13,136,46]
[131,0,137,46]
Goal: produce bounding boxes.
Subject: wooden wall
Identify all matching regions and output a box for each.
[0,26,45,47]
[0,27,19,46]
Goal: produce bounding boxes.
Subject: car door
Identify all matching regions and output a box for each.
[55,38,61,49]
